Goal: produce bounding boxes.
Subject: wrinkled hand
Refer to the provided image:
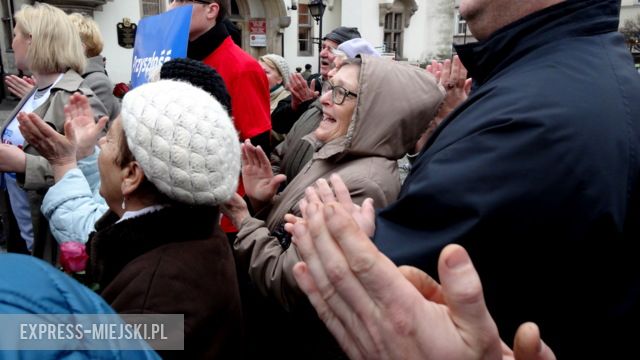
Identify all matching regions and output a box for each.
[64,93,108,159]
[285,174,375,238]
[5,75,35,99]
[415,56,473,153]
[17,112,77,181]
[291,200,555,360]
[287,73,318,111]
[241,139,286,211]
[220,193,251,229]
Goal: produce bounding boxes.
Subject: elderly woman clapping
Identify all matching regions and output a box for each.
[18,80,243,358]
[223,55,444,357]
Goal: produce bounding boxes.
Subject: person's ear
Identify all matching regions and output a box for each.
[206,2,220,21]
[120,161,145,197]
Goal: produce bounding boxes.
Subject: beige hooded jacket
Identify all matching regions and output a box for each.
[234,55,445,309]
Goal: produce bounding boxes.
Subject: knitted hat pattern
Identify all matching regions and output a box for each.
[160,57,232,116]
[120,80,240,206]
[323,26,361,45]
[261,54,291,87]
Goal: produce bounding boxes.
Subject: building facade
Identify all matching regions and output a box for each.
[0,0,636,93]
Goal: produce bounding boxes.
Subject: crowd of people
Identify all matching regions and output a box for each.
[0,0,638,359]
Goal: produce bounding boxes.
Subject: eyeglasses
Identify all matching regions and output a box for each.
[170,0,212,4]
[322,80,358,105]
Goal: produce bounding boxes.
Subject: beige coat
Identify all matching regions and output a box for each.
[0,69,107,262]
[234,56,445,308]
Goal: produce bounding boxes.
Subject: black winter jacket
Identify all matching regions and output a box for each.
[375,0,640,357]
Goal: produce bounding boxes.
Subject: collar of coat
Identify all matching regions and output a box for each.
[455,0,619,87]
[187,21,230,61]
[86,205,221,290]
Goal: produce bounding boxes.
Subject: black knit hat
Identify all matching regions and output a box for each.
[160,58,232,116]
[323,26,361,45]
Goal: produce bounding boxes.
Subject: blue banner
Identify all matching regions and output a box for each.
[130,5,191,88]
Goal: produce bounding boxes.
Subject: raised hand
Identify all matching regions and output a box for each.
[241,139,286,211]
[17,112,77,181]
[291,199,555,360]
[5,75,35,99]
[415,56,473,153]
[221,193,251,229]
[295,174,375,237]
[64,93,108,159]
[287,73,319,110]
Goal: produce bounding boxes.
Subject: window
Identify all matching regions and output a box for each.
[140,0,165,18]
[298,3,313,56]
[454,9,467,35]
[383,12,403,58]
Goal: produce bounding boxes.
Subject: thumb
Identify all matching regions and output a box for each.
[64,120,77,144]
[269,174,287,191]
[438,244,501,354]
[309,78,316,92]
[513,322,556,360]
[464,78,473,96]
[399,265,444,304]
[96,116,109,133]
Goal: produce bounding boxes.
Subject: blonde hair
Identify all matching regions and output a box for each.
[68,13,104,57]
[14,3,85,74]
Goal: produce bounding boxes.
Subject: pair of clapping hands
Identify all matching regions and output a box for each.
[15,93,107,181]
[283,174,555,360]
[223,140,555,360]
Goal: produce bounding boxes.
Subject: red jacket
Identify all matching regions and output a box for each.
[202,36,271,232]
[202,37,271,140]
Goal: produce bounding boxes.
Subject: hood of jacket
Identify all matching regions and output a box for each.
[310,55,444,162]
[0,254,159,359]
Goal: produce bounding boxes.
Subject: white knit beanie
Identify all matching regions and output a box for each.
[261,54,291,87]
[120,80,240,206]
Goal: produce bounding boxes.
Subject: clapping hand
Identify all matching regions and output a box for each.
[241,139,287,211]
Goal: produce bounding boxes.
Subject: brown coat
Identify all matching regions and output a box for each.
[87,206,243,359]
[234,56,445,309]
[234,56,444,359]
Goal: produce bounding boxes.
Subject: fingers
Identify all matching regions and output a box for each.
[437,244,501,353]
[441,58,453,89]
[315,178,337,203]
[329,173,354,210]
[398,265,444,304]
[321,202,411,306]
[309,79,316,93]
[292,262,362,360]
[513,322,556,360]
[255,143,273,170]
[292,201,378,353]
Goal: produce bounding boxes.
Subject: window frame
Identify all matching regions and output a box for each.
[140,0,165,18]
[383,11,404,58]
[297,3,314,57]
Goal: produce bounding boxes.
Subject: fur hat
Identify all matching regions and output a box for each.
[323,26,361,45]
[338,38,380,58]
[120,80,240,206]
[261,54,290,86]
